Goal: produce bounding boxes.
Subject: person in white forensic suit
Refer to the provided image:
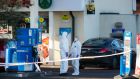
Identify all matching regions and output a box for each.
[59,32,69,76]
[70,36,82,76]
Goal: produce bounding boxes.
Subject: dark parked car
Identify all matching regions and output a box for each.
[0,39,9,72]
[80,37,136,69]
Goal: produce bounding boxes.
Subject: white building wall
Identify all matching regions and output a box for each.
[99,14,136,48]
[52,11,84,65]
[137,15,140,34]
[53,12,71,65]
[30,0,39,28]
[53,11,84,43]
[82,0,133,43]
[17,0,85,11]
[48,11,55,65]
[39,0,85,11]
[17,0,133,13]
[74,12,84,43]
[83,13,100,41]
[96,0,133,14]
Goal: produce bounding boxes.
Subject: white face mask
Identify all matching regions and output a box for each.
[62,32,68,38]
[74,38,78,41]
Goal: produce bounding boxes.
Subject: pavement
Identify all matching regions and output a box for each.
[0,64,139,79]
[114,75,139,79]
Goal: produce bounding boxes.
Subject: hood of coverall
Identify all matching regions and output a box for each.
[74,36,78,42]
[62,32,68,39]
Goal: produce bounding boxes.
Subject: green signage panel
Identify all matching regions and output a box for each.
[39,0,52,9]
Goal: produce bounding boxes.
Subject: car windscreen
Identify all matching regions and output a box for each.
[83,38,111,47]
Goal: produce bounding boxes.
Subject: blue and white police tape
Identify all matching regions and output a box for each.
[0,49,133,67]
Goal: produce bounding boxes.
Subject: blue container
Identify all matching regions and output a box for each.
[5,48,18,71]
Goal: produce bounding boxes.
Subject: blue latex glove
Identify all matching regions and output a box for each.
[76,55,79,58]
[66,52,68,57]
[69,54,71,57]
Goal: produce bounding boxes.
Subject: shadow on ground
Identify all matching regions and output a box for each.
[0,67,134,79]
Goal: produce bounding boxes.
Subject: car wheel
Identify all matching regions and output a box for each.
[80,65,85,69]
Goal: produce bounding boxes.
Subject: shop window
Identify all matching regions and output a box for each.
[39,17,49,33]
[39,12,49,33]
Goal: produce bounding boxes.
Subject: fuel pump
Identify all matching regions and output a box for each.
[120,31,132,77]
[5,28,42,72]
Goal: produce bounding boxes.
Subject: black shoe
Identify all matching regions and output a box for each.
[59,73,68,76]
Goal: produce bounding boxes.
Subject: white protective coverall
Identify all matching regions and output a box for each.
[70,38,81,75]
[59,32,69,74]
